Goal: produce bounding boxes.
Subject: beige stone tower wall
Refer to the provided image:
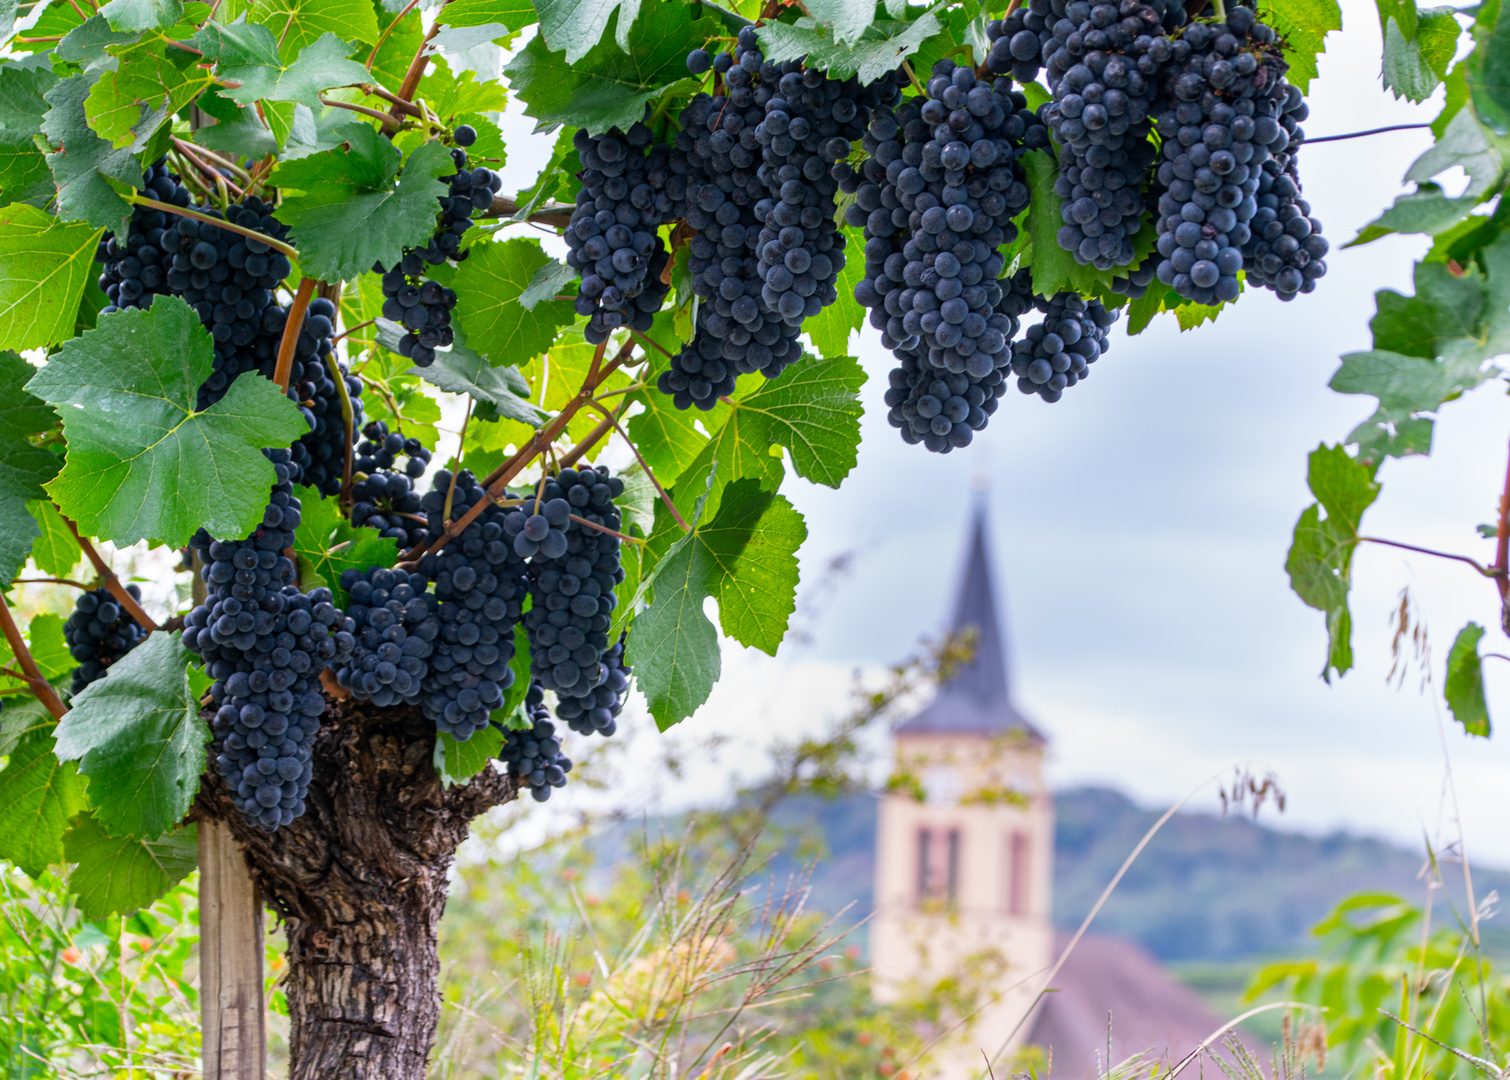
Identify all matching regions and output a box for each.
[871,732,1054,1078]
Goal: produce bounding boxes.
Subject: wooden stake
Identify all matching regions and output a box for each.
[198,819,267,1080]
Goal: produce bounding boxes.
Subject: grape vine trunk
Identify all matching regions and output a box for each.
[194,696,517,1080]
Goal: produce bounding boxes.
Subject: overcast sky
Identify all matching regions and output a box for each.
[479,1,1510,870]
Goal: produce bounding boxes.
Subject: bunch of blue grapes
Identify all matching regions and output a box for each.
[1239,84,1327,298]
[1007,286,1119,401]
[378,130,500,367]
[566,122,684,345]
[1148,8,1324,302]
[883,270,1033,451]
[1004,0,1188,270]
[415,468,529,741]
[555,632,630,737]
[182,448,356,831]
[852,59,1046,451]
[350,421,433,548]
[333,566,440,708]
[500,683,572,802]
[63,585,147,694]
[511,466,626,710]
[95,169,362,497]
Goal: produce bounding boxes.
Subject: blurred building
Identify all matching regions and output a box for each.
[871,506,1233,1079]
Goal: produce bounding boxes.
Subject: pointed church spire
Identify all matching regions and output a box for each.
[896,500,1041,739]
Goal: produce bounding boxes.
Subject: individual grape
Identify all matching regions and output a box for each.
[454,124,477,148]
[510,466,626,709]
[1008,287,1118,401]
[687,47,711,75]
[566,122,682,345]
[63,585,147,694]
[334,565,440,707]
[852,60,1045,450]
[182,448,357,831]
[499,683,572,802]
[415,468,530,741]
[556,631,631,737]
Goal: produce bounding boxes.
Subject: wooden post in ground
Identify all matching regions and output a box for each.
[199,818,267,1080]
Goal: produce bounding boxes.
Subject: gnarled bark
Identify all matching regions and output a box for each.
[195,695,516,1080]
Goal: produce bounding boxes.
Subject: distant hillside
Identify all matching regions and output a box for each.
[725,787,1510,962]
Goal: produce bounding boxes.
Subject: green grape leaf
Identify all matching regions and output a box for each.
[1253,0,1341,92]
[53,631,208,839]
[520,258,576,309]
[804,226,865,359]
[370,0,426,93]
[1465,0,1510,136]
[533,0,641,64]
[757,11,943,84]
[0,205,107,353]
[411,334,549,427]
[626,386,718,492]
[273,131,451,283]
[27,500,82,578]
[0,697,46,760]
[628,478,806,729]
[1346,183,1482,247]
[440,0,533,31]
[0,720,87,879]
[24,297,306,549]
[41,70,169,236]
[63,814,197,920]
[83,31,219,149]
[505,2,713,135]
[248,0,379,56]
[451,238,578,366]
[499,623,532,724]
[805,0,879,46]
[27,613,73,683]
[434,725,504,787]
[292,486,400,607]
[1381,9,1461,103]
[194,101,283,160]
[1405,106,1509,202]
[672,353,865,523]
[0,64,59,207]
[429,23,513,52]
[98,0,182,30]
[1445,621,1490,736]
[55,16,138,70]
[1284,444,1380,683]
[0,439,61,587]
[0,351,53,442]
[416,57,510,119]
[197,24,373,110]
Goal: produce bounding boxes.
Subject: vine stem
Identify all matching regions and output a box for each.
[274,279,319,394]
[175,138,254,184]
[356,82,424,116]
[15,577,91,589]
[61,515,159,632]
[333,317,377,343]
[319,95,406,134]
[569,514,645,545]
[0,591,66,720]
[413,341,634,561]
[1355,536,1501,577]
[394,0,452,106]
[1303,122,1433,145]
[587,399,688,531]
[125,194,297,258]
[325,352,356,509]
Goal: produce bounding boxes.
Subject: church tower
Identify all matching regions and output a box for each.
[871,505,1054,1071]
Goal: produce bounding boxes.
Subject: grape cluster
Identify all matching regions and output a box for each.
[1148,9,1323,302]
[883,269,1029,451]
[1240,84,1327,299]
[350,421,434,548]
[1015,0,1188,270]
[556,632,631,737]
[415,468,530,741]
[94,160,189,311]
[334,565,440,708]
[1008,287,1119,401]
[64,586,147,694]
[182,449,357,830]
[851,59,1046,450]
[512,466,626,709]
[379,134,500,367]
[499,683,572,802]
[567,122,683,344]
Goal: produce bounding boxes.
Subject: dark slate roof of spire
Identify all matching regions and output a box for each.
[895,507,1042,739]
